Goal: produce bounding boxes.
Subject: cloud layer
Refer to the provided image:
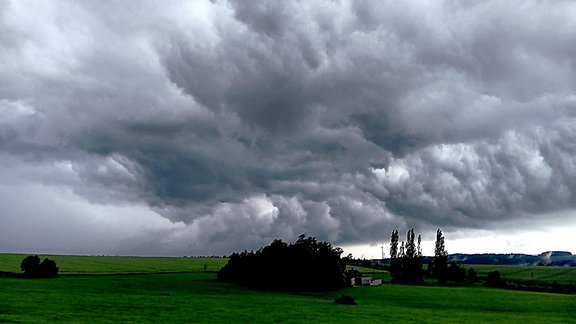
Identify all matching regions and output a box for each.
[2,0,576,255]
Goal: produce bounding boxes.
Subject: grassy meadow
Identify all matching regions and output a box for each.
[0,254,575,323]
[0,254,227,275]
[471,264,576,286]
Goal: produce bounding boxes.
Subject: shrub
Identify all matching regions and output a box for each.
[447,261,466,282]
[20,255,41,276]
[467,267,478,282]
[20,255,59,278]
[334,295,357,305]
[551,280,561,293]
[38,258,59,278]
[486,270,502,287]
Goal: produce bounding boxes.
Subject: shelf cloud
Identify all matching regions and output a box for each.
[1,1,575,255]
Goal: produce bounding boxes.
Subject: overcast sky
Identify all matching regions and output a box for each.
[1,1,576,257]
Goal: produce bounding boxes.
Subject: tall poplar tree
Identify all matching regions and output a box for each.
[433,229,449,284]
[402,229,423,284]
[417,235,422,257]
[405,229,416,258]
[390,228,423,284]
[390,229,399,259]
[389,229,401,282]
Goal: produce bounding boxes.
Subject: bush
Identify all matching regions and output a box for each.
[38,258,59,278]
[20,255,41,276]
[447,261,466,282]
[551,280,561,293]
[334,295,356,305]
[467,267,478,282]
[486,270,502,287]
[20,255,59,278]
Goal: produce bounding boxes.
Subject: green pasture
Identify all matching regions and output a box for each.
[350,263,576,287]
[0,255,575,323]
[470,264,576,285]
[0,254,227,275]
[1,272,574,323]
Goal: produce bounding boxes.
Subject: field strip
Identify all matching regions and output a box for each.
[534,267,576,281]
[60,270,217,277]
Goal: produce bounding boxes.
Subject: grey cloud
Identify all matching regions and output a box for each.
[374,121,576,231]
[2,0,576,255]
[0,155,178,255]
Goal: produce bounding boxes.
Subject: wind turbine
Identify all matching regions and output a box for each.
[370,242,385,260]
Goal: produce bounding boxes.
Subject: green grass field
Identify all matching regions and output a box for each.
[0,254,227,275]
[1,254,575,323]
[470,264,576,286]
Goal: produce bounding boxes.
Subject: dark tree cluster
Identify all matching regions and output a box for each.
[389,229,423,284]
[217,235,347,291]
[388,229,477,285]
[20,255,59,278]
[427,229,473,283]
[446,261,467,282]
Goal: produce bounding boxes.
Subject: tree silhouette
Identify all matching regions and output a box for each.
[447,261,466,282]
[402,229,423,284]
[432,229,448,284]
[39,258,59,278]
[20,255,59,278]
[389,229,399,259]
[20,255,40,276]
[389,230,402,282]
[486,270,502,287]
[405,229,416,259]
[390,229,423,284]
[467,267,478,282]
[217,235,346,291]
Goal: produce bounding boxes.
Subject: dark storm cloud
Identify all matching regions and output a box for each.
[2,0,576,255]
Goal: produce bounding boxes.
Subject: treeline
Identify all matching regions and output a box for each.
[217,235,347,291]
[348,228,574,293]
[217,230,472,291]
[389,229,423,284]
[350,229,478,284]
[385,228,576,286]
[384,228,474,284]
[217,230,573,294]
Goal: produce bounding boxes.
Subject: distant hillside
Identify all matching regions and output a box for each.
[447,251,575,266]
[378,251,575,266]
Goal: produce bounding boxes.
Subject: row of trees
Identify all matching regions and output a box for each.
[217,230,467,291]
[389,229,470,284]
[389,229,423,284]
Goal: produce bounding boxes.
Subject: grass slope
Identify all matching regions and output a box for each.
[1,273,574,323]
[471,264,576,285]
[0,255,574,323]
[0,254,227,275]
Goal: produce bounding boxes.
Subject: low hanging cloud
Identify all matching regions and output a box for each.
[1,0,576,255]
[373,125,576,226]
